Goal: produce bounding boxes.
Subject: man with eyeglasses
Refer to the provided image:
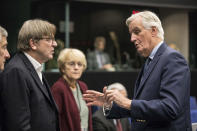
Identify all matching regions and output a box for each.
[0,19,59,131]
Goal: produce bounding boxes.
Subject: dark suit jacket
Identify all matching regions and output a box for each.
[93,108,131,131]
[107,43,192,131]
[0,52,59,131]
[87,50,111,70]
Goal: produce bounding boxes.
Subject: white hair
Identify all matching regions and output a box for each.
[126,11,164,40]
[108,82,127,95]
[0,26,8,42]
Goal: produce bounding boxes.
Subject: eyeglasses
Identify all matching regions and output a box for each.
[34,37,56,43]
[66,61,84,68]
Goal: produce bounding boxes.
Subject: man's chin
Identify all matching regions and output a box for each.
[137,50,143,56]
[48,55,54,60]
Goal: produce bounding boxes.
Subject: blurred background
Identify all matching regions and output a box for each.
[1,0,197,70]
[1,0,197,97]
[2,0,197,126]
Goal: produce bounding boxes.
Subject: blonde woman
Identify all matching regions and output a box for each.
[51,48,92,131]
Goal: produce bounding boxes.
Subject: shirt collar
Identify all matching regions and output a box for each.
[24,52,43,73]
[149,41,163,60]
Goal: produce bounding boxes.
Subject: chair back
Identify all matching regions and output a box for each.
[190,96,197,110]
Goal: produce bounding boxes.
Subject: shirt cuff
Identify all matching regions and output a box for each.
[103,102,113,116]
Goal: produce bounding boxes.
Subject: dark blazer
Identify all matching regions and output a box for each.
[93,108,131,131]
[87,50,111,70]
[51,77,93,131]
[107,43,192,131]
[0,52,59,131]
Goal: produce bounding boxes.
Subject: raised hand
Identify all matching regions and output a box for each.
[104,87,132,110]
[83,90,105,107]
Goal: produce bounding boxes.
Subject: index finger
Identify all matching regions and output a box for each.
[103,86,108,93]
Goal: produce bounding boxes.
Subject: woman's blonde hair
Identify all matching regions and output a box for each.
[57,48,87,75]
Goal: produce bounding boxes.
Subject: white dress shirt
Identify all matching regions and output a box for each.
[24,52,43,83]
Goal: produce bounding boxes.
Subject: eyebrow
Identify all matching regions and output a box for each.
[132,27,140,31]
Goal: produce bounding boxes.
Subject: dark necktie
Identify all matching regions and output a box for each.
[116,119,123,131]
[141,57,151,81]
[143,57,151,74]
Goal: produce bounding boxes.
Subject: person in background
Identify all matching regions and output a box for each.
[87,36,115,71]
[0,26,10,131]
[83,11,191,131]
[45,39,65,71]
[51,48,93,131]
[0,19,59,131]
[92,82,131,131]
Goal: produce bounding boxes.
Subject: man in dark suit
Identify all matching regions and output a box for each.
[0,26,10,131]
[87,36,115,71]
[0,19,59,131]
[92,83,131,131]
[83,11,191,131]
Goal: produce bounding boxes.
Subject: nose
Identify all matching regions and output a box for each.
[74,64,80,69]
[52,40,57,47]
[5,49,10,59]
[130,33,137,43]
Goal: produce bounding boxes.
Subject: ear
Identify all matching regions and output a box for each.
[29,39,37,50]
[151,26,157,37]
[61,66,66,73]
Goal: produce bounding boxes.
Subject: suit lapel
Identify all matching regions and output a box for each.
[134,43,168,98]
[134,67,144,98]
[18,52,53,105]
[42,75,59,112]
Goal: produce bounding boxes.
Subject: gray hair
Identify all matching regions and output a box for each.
[126,11,164,40]
[17,19,56,51]
[0,26,8,43]
[108,82,127,95]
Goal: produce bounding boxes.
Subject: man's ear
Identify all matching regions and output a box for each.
[151,26,157,37]
[29,39,37,50]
